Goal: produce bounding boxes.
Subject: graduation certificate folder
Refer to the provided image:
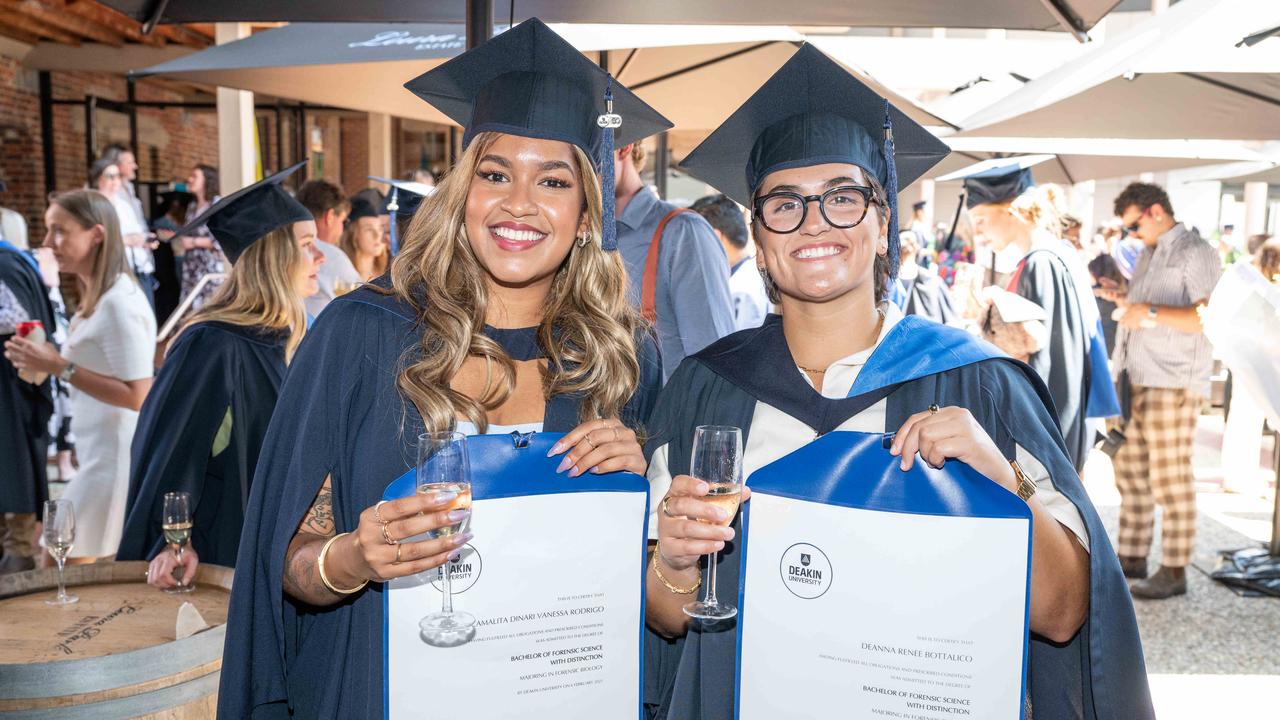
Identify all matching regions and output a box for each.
[381,431,649,720]
[736,432,1032,720]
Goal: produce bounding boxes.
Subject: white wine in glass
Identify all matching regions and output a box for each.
[683,425,744,621]
[43,499,78,606]
[416,431,476,647]
[162,492,195,594]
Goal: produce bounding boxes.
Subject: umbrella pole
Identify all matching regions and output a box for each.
[466,0,493,50]
[1271,426,1280,557]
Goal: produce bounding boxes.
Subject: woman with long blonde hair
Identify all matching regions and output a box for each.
[338,196,390,281]
[5,189,157,560]
[218,20,670,718]
[115,163,323,586]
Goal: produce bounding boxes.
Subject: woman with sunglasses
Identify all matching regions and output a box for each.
[642,46,1152,720]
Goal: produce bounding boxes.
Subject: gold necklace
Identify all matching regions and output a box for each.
[795,308,886,376]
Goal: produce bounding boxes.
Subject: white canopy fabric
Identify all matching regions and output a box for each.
[133,23,947,131]
[100,1,1123,37]
[957,0,1280,140]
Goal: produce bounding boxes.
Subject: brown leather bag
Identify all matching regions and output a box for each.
[640,208,694,324]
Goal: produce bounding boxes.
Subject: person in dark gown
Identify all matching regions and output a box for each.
[642,44,1153,720]
[963,164,1095,470]
[897,230,958,325]
[0,238,57,573]
[117,162,324,585]
[218,19,669,719]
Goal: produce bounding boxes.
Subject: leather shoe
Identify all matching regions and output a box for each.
[1130,565,1187,599]
[1118,556,1147,579]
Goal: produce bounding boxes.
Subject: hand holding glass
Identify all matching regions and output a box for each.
[417,431,476,646]
[43,499,77,605]
[162,492,195,594]
[683,425,744,621]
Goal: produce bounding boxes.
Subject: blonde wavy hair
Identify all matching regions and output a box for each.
[49,190,136,319]
[388,131,643,434]
[1008,183,1069,236]
[177,226,309,362]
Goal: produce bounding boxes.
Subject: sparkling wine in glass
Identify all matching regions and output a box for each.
[683,425,744,621]
[43,499,78,606]
[416,431,476,647]
[162,492,195,594]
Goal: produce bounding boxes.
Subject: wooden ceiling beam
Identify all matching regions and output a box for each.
[151,22,207,47]
[63,0,164,46]
[2,0,124,46]
[0,22,40,44]
[0,5,79,44]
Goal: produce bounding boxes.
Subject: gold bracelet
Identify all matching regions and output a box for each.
[318,532,369,595]
[651,541,701,595]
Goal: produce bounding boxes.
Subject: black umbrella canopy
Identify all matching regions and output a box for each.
[101,1,1122,37]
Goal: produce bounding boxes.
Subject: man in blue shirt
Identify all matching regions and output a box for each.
[613,143,735,380]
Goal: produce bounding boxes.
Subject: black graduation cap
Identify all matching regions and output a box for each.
[346,196,382,223]
[912,200,927,212]
[936,156,1052,209]
[679,44,950,275]
[403,17,672,250]
[173,160,312,264]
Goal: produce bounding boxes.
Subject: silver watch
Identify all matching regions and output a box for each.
[59,361,77,383]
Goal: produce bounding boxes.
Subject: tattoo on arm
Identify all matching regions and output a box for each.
[283,476,342,604]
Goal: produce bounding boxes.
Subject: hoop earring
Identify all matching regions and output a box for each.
[576,233,589,248]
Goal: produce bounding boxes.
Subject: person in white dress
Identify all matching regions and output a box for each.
[4,190,155,559]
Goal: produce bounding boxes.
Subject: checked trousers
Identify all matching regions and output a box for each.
[1113,386,1201,568]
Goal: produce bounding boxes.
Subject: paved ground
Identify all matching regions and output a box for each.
[1080,411,1280,719]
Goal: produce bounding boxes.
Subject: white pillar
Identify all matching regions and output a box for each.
[919,179,936,228]
[1243,181,1269,236]
[215,23,256,193]
[367,112,394,185]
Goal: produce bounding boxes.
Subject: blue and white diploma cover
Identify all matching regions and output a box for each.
[381,432,650,720]
[736,432,1032,720]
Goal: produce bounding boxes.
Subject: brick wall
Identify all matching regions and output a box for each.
[339,114,369,197]
[0,54,220,242]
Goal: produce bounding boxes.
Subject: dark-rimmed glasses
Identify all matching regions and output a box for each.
[753,186,876,235]
[1123,206,1149,235]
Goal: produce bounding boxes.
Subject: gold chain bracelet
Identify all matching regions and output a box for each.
[651,541,701,595]
[318,532,370,595]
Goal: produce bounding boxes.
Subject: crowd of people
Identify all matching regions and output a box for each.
[0,16,1276,720]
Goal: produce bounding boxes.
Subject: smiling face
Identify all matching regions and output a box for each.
[44,203,101,276]
[290,220,324,298]
[464,134,587,289]
[752,162,887,306]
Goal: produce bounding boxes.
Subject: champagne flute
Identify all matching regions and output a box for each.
[683,425,744,621]
[43,499,78,606]
[416,431,476,647]
[162,492,195,594]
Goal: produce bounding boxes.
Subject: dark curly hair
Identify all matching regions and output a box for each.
[1113,182,1174,218]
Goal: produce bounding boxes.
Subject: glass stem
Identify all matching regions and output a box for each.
[174,545,184,586]
[703,552,719,606]
[55,553,67,602]
[441,558,454,615]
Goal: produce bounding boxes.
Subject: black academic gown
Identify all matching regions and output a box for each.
[218,278,663,720]
[116,321,288,567]
[643,315,1153,720]
[1009,249,1092,471]
[0,244,56,516]
[902,270,959,326]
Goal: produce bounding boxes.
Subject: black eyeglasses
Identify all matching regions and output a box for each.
[1124,206,1148,235]
[753,185,876,235]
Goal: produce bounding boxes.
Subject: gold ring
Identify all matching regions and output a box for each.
[394,544,403,564]
[373,501,387,525]
[584,435,596,450]
[380,522,397,546]
[661,496,677,518]
[929,404,940,415]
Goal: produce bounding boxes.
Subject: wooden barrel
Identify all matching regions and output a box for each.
[0,561,232,719]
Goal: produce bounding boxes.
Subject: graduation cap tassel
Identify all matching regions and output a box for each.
[597,79,622,252]
[387,187,400,257]
[882,99,900,279]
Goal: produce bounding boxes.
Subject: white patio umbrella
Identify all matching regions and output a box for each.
[132,22,947,132]
[956,0,1280,140]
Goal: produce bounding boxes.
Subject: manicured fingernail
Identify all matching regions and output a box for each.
[547,442,564,457]
[900,460,909,471]
[697,482,708,494]
[725,528,735,540]
[590,466,602,474]
[453,532,473,546]
[447,509,469,522]
[556,456,573,473]
[567,466,582,478]
[432,491,458,504]
[716,508,728,521]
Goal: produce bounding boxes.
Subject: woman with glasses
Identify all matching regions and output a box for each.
[642,46,1152,720]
